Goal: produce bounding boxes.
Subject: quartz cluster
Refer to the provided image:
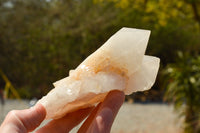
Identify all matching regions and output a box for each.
[37,27,160,119]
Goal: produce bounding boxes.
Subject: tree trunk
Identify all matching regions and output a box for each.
[144,0,148,9]
[185,105,199,133]
[190,1,200,26]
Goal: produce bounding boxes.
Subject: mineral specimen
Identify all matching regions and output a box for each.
[37,27,160,119]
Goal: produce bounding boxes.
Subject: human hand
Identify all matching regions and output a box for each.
[0,90,125,133]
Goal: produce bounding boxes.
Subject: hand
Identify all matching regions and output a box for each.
[0,90,125,133]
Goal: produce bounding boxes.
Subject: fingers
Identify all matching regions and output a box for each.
[0,104,46,133]
[92,107,113,133]
[89,90,125,133]
[77,103,102,132]
[17,104,46,131]
[90,90,125,133]
[35,107,94,133]
[79,90,125,133]
[0,90,124,133]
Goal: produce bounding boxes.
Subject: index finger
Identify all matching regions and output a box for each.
[78,90,125,133]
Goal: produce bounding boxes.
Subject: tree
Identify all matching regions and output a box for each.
[164,52,200,133]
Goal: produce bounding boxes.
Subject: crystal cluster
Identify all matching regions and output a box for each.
[37,27,160,119]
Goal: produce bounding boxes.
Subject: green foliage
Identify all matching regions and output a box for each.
[164,52,200,133]
[0,0,120,97]
[0,0,200,100]
[0,1,200,132]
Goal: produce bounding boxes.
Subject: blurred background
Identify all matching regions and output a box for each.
[0,0,200,132]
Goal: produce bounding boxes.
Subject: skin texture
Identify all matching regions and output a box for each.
[0,90,125,133]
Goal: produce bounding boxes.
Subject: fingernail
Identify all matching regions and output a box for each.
[93,107,113,132]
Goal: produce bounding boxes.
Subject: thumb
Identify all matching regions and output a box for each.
[0,104,46,133]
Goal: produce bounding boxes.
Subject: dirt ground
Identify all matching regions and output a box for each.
[0,100,183,133]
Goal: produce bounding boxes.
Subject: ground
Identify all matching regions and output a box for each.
[0,100,183,133]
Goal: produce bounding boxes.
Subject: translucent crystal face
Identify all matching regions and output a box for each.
[37,27,160,119]
[78,27,151,76]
